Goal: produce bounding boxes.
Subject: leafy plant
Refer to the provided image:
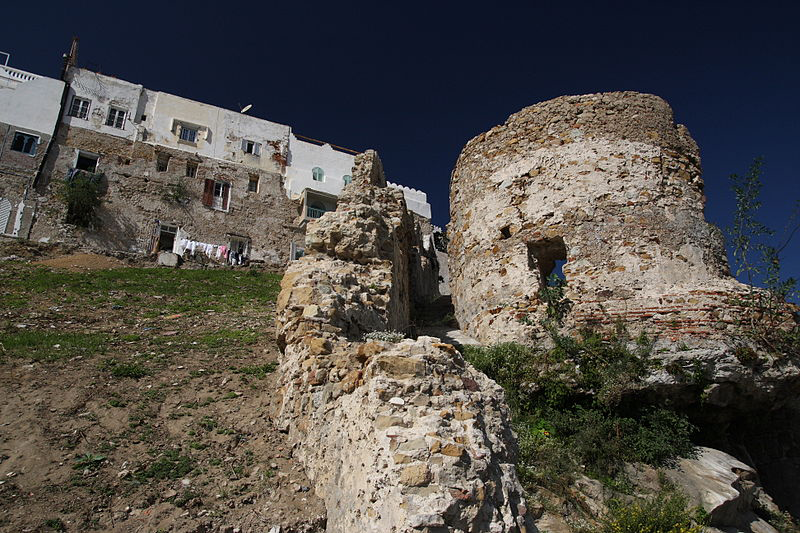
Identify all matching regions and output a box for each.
[726,158,799,354]
[138,450,194,480]
[62,172,104,228]
[73,453,106,471]
[463,330,696,492]
[583,486,705,533]
[539,273,573,327]
[161,179,191,205]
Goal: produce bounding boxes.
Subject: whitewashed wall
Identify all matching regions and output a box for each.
[0,66,64,135]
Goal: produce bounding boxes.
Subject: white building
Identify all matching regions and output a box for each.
[0,63,64,236]
[62,68,432,221]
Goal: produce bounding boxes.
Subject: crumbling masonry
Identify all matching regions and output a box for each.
[449,91,760,344]
[275,150,532,532]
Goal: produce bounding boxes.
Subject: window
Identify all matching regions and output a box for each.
[156,153,170,172]
[312,167,324,182]
[179,125,197,143]
[158,224,178,252]
[242,140,261,156]
[343,175,352,185]
[68,96,90,119]
[105,107,126,129]
[247,175,259,193]
[229,236,250,255]
[186,161,198,178]
[75,152,99,172]
[11,132,38,155]
[202,179,230,211]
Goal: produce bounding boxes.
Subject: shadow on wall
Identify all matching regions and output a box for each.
[81,206,140,252]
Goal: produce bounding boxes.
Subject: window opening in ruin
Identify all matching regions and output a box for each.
[75,151,98,172]
[186,161,198,178]
[312,167,325,182]
[158,224,177,252]
[11,132,38,155]
[68,96,90,119]
[242,140,261,156]
[156,153,170,172]
[527,237,567,286]
[202,178,230,211]
[105,107,126,129]
[229,236,250,256]
[343,175,352,185]
[500,225,512,239]
[179,125,197,143]
[247,175,259,193]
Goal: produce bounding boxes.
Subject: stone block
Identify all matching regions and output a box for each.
[157,252,181,267]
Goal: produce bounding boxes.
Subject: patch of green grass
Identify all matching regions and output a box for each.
[0,266,282,315]
[0,331,108,362]
[234,362,277,379]
[72,453,106,471]
[198,328,259,349]
[99,358,150,379]
[138,450,194,480]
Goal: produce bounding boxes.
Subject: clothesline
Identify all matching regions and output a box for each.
[174,238,247,265]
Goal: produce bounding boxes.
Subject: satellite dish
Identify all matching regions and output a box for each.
[240,104,252,114]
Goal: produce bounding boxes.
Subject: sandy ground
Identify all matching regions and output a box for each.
[0,244,326,532]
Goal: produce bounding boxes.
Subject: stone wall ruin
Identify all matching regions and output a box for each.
[449,91,766,345]
[274,150,533,532]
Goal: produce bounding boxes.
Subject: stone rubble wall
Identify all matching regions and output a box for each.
[29,126,303,267]
[275,150,532,532]
[448,92,773,345]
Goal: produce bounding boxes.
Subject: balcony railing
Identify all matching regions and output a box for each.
[0,65,40,83]
[306,206,327,219]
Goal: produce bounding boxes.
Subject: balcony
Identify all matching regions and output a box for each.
[306,206,327,219]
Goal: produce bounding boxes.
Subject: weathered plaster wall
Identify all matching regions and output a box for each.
[449,92,755,344]
[31,126,302,266]
[274,150,530,532]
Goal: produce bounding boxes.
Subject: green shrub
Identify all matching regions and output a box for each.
[584,488,704,533]
[63,173,103,228]
[463,330,696,491]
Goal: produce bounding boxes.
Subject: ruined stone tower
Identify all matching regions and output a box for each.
[449,91,751,344]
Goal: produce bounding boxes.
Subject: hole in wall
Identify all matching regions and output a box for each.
[500,226,512,239]
[527,237,567,285]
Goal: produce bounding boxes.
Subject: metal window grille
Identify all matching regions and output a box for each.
[105,107,126,129]
[180,126,197,143]
[186,162,198,178]
[11,132,37,155]
[69,97,90,119]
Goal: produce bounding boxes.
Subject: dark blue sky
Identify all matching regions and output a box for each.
[3,1,798,287]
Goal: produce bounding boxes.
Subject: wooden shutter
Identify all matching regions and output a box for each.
[202,179,214,206]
